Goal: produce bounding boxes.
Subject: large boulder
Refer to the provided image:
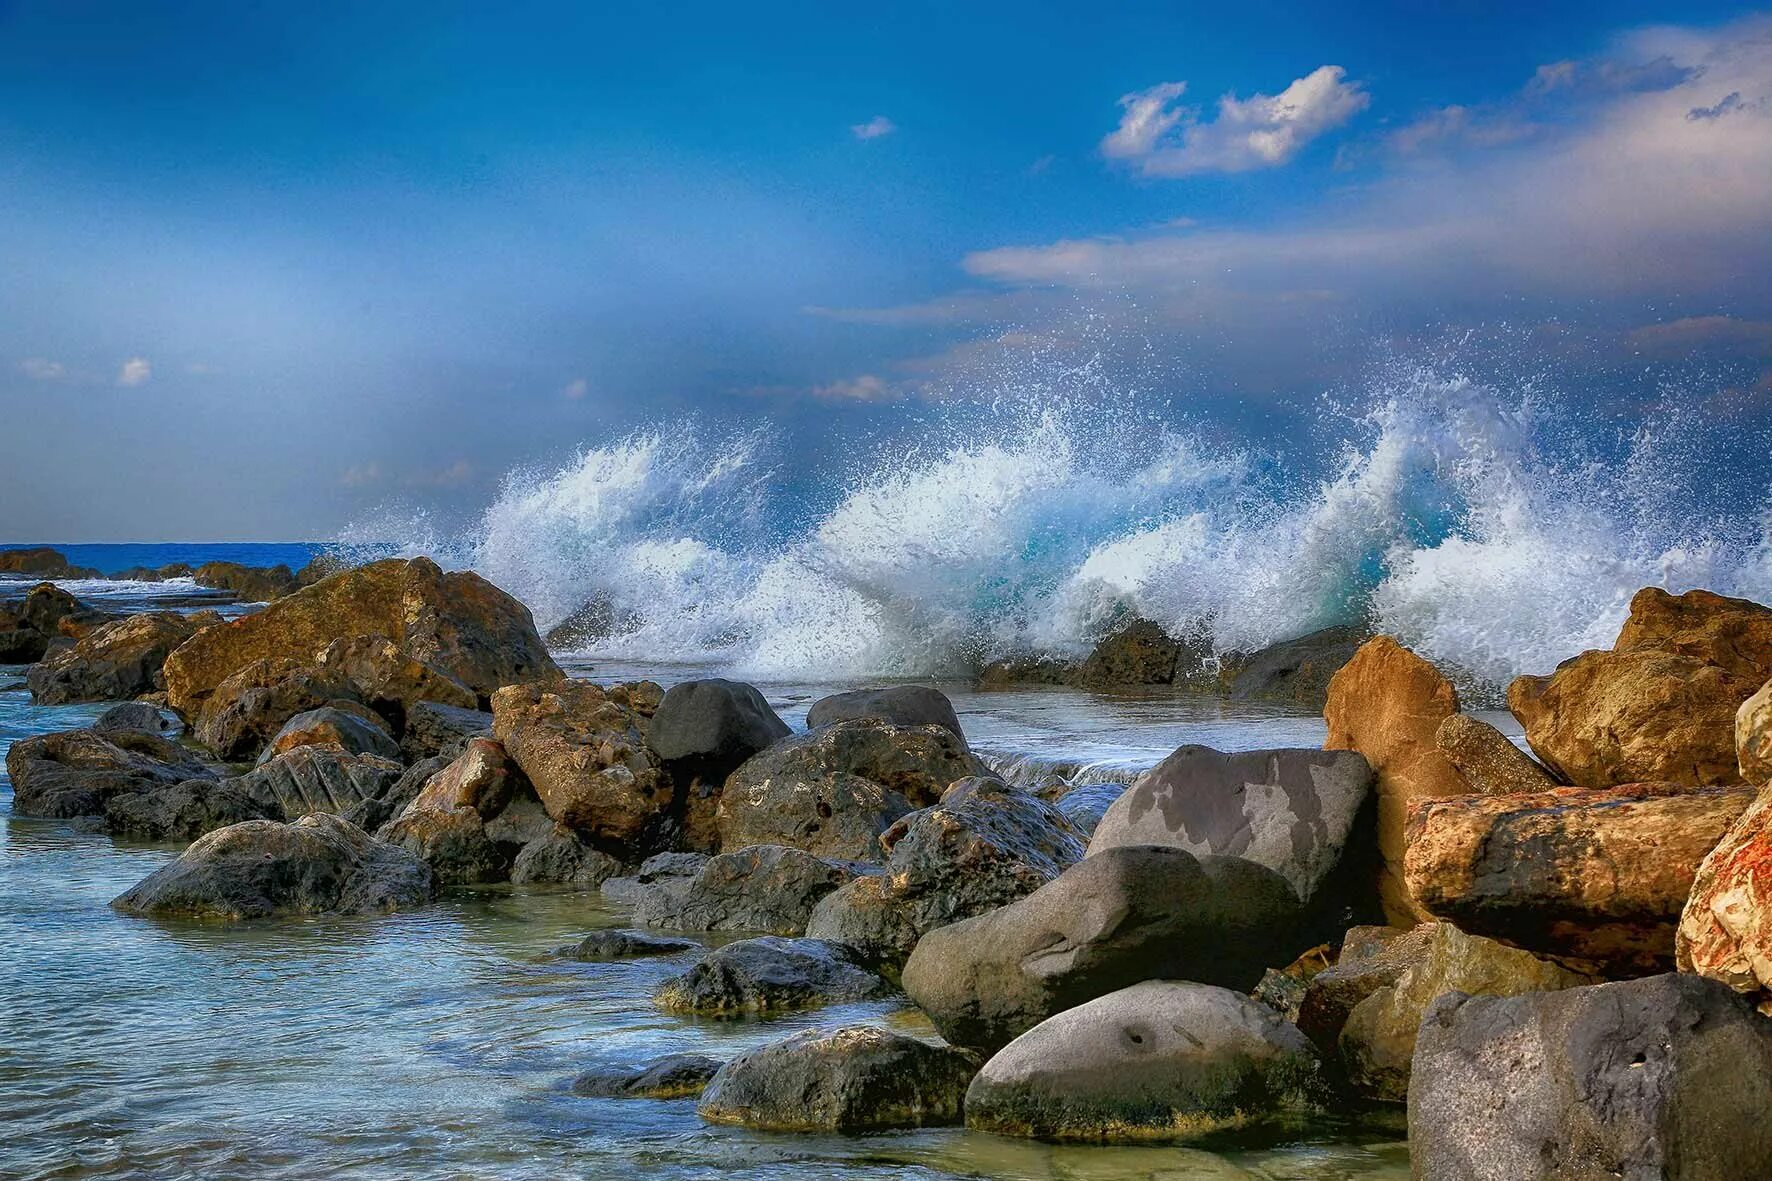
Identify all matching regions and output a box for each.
[192,561,299,602]
[507,824,625,886]
[1222,625,1366,708]
[1408,973,1772,1181]
[652,936,891,1015]
[0,607,49,663]
[645,678,789,851]
[1507,587,1772,789]
[717,719,982,861]
[491,679,671,855]
[600,851,707,907]
[112,812,435,919]
[27,612,209,704]
[806,685,965,740]
[1085,745,1373,907]
[1323,636,1468,925]
[0,546,99,579]
[1079,618,1191,686]
[162,557,558,718]
[697,1026,976,1132]
[1405,781,1757,974]
[806,777,1085,968]
[190,658,361,762]
[229,743,406,821]
[5,726,217,818]
[93,701,177,738]
[1677,785,1772,1011]
[104,778,271,842]
[901,845,1304,1052]
[632,843,861,935]
[0,583,111,662]
[257,706,400,766]
[311,634,479,720]
[1739,679,1772,785]
[964,981,1325,1142]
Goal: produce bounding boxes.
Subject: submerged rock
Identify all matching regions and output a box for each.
[632,843,862,935]
[555,929,697,961]
[572,1053,722,1100]
[28,611,209,704]
[697,1026,975,1131]
[806,685,965,740]
[5,726,217,818]
[653,936,891,1015]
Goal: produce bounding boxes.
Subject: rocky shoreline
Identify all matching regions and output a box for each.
[7,547,1772,1178]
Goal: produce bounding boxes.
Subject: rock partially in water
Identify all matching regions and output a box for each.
[257,706,400,766]
[6,726,217,818]
[1222,625,1367,709]
[0,546,100,579]
[112,812,435,919]
[555,929,697,961]
[1678,786,1772,1010]
[601,852,709,908]
[192,561,299,603]
[965,981,1326,1142]
[902,845,1304,1053]
[93,701,177,737]
[1433,714,1558,795]
[633,844,863,935]
[1409,973,1772,1181]
[1049,783,1127,838]
[509,824,626,887]
[1,584,113,662]
[697,1026,975,1131]
[28,611,210,705]
[572,1053,723,1099]
[806,685,965,740]
[646,678,789,851]
[105,779,271,841]
[653,936,891,1016]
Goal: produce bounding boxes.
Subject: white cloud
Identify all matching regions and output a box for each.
[850,115,897,141]
[20,358,65,380]
[1102,66,1368,176]
[561,377,588,400]
[811,373,898,401]
[339,461,383,488]
[116,357,151,387]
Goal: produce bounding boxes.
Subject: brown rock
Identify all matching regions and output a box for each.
[192,658,361,762]
[313,635,478,716]
[27,611,210,705]
[1613,586,1772,677]
[1405,781,1757,974]
[1323,636,1468,925]
[192,561,299,602]
[1677,786,1772,1011]
[1740,680,1772,786]
[0,546,100,579]
[1434,714,1558,795]
[257,705,399,765]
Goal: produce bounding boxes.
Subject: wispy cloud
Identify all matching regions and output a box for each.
[850,115,897,141]
[339,461,383,487]
[1630,315,1772,357]
[19,358,65,380]
[1102,66,1368,176]
[561,377,589,400]
[116,357,151,387]
[812,373,898,401]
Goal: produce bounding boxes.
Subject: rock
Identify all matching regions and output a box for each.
[543,596,641,648]
[698,1026,975,1132]
[399,701,493,762]
[162,557,559,719]
[294,555,346,587]
[1050,783,1127,837]
[634,844,862,935]
[0,613,48,663]
[806,685,965,740]
[718,719,982,861]
[600,851,708,907]
[190,658,362,762]
[1337,922,1591,1103]
[350,755,450,833]
[104,778,272,841]
[27,612,208,705]
[230,743,406,822]
[646,679,789,850]
[1253,943,1334,1023]
[1223,625,1367,709]
[1739,679,1772,785]
[964,981,1325,1142]
[1085,745,1374,907]
[806,777,1086,968]
[0,546,99,579]
[1408,973,1772,1181]
[572,1054,723,1099]
[555,929,697,961]
[492,679,671,854]
[1323,636,1468,925]
[257,706,400,766]
[1080,618,1188,686]
[381,738,563,885]
[1404,781,1757,974]
[93,701,177,737]
[5,727,217,818]
[313,634,479,717]
[1294,925,1423,1053]
[509,824,626,886]
[1613,585,1772,675]
[1677,786,1772,1010]
[654,936,891,1015]
[192,560,299,602]
[901,845,1305,1052]
[1434,714,1558,795]
[18,583,101,634]
[976,653,1078,689]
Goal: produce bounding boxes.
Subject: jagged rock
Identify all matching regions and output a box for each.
[231,743,405,821]
[400,700,493,762]
[646,679,789,851]
[1086,745,1373,907]
[1080,618,1189,686]
[313,635,479,716]
[1434,714,1558,795]
[162,557,558,718]
[806,777,1085,968]
[492,679,671,854]
[0,613,48,663]
[1295,925,1423,1053]
[543,597,641,648]
[653,937,891,1015]
[697,1027,975,1132]
[718,719,982,861]
[555,929,696,961]
[27,612,208,705]
[0,546,99,579]
[350,755,450,833]
[5,727,217,818]
[1739,678,1772,785]
[1050,783,1127,837]
[572,1054,723,1099]
[93,701,177,737]
[1223,625,1367,708]
[381,739,571,885]
[1404,780,1757,974]
[976,653,1078,688]
[1677,786,1772,1010]
[806,685,964,740]
[190,658,361,762]
[902,845,1304,1052]
[1,584,112,661]
[965,981,1325,1142]
[192,560,299,602]
[1323,636,1468,925]
[1253,943,1334,1024]
[294,555,345,587]
[105,779,271,842]
[112,812,434,919]
[509,824,626,886]
[257,706,400,766]
[1408,973,1772,1181]
[600,851,708,908]
[633,844,862,935]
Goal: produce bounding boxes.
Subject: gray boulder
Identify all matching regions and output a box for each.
[1086,745,1374,906]
[1409,973,1772,1180]
[5,727,217,818]
[232,743,406,821]
[572,1053,722,1099]
[634,843,863,935]
[806,685,964,740]
[509,824,625,887]
[1223,625,1365,708]
[105,778,272,841]
[555,929,696,961]
[965,981,1326,1141]
[601,851,709,908]
[653,936,891,1016]
[901,845,1303,1052]
[645,678,789,851]
[399,700,493,762]
[256,705,400,766]
[93,701,177,737]
[112,812,435,919]
[697,1026,976,1131]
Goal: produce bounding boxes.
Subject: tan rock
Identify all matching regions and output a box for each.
[1740,680,1772,786]
[314,635,477,714]
[1434,714,1558,795]
[1404,781,1756,974]
[1323,636,1468,925]
[192,658,361,762]
[1677,786,1772,1011]
[1612,586,1772,677]
[27,611,209,705]
[408,738,516,816]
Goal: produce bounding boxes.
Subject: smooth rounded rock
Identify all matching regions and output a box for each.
[806,685,964,740]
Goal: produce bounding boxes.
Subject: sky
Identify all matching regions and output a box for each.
[2,1,1769,540]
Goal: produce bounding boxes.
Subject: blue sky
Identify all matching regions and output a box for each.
[2,2,1769,539]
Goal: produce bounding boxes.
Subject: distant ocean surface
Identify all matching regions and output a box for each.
[0,542,326,576]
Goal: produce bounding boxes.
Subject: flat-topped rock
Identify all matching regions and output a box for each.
[653,936,891,1016]
[28,611,209,704]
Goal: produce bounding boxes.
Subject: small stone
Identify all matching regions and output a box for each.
[555,929,697,961]
[572,1053,722,1099]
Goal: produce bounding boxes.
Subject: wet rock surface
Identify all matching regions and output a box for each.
[805,685,964,739]
[555,929,697,962]
[653,937,891,1016]
[6,726,217,818]
[572,1053,723,1099]
[645,678,789,851]
[632,843,863,935]
[28,611,210,705]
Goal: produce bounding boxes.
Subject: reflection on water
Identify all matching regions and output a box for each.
[2,671,1409,1180]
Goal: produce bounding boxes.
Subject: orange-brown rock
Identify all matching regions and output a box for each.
[407,738,516,815]
[1434,714,1558,796]
[1404,781,1757,975]
[1323,637,1468,925]
[27,611,211,705]
[491,679,671,853]
[1508,587,1772,789]
[1740,680,1772,786]
[162,557,558,718]
[1677,786,1772,1011]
